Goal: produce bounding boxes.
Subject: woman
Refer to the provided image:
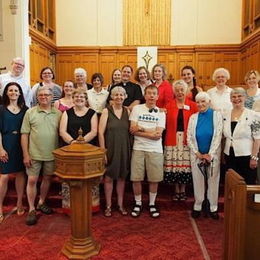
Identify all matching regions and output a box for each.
[0,82,28,223]
[244,70,260,109]
[74,68,92,92]
[181,65,202,101]
[54,80,75,112]
[187,92,223,219]
[99,87,130,217]
[223,88,260,185]
[59,89,98,210]
[164,80,198,200]
[87,73,109,116]
[134,66,153,96]
[151,64,173,109]
[31,67,62,106]
[107,69,122,91]
[207,68,232,113]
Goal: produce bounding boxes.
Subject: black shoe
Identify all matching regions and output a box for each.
[37,202,53,215]
[209,211,219,220]
[26,210,37,225]
[191,210,201,219]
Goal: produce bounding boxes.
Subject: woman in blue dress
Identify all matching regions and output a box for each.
[0,82,28,223]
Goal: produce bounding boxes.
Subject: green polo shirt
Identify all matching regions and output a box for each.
[21,105,62,161]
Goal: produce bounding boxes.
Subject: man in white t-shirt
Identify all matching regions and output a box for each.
[129,85,166,218]
[0,57,32,107]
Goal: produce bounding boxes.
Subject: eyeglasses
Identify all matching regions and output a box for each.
[38,94,52,97]
[14,62,24,67]
[42,72,53,75]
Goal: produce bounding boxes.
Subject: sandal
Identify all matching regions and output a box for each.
[17,207,25,216]
[104,207,112,217]
[131,203,142,217]
[149,205,160,218]
[0,214,4,224]
[37,202,53,215]
[173,193,180,201]
[118,206,128,216]
[179,192,187,201]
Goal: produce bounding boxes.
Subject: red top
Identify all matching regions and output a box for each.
[156,80,174,108]
[164,98,198,146]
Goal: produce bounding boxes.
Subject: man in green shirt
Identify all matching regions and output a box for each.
[21,87,62,225]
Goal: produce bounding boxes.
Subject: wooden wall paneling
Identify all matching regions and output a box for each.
[195,52,215,89]
[167,53,177,82]
[250,41,260,70]
[240,48,250,82]
[56,54,75,85]
[222,53,240,85]
[80,53,99,82]
[99,52,117,85]
[176,53,195,80]
[117,53,137,74]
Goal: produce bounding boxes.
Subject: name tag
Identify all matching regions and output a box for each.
[183,105,190,110]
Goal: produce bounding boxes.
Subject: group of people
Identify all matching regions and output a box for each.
[0,57,259,226]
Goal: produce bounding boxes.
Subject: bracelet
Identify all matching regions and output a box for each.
[69,139,74,144]
[250,155,259,161]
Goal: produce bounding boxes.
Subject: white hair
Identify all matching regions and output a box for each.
[212,67,230,81]
[195,92,211,103]
[172,79,188,93]
[74,68,87,77]
[111,86,127,98]
[230,87,246,97]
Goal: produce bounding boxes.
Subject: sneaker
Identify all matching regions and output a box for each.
[37,202,53,215]
[209,211,219,220]
[26,210,37,225]
[191,210,201,219]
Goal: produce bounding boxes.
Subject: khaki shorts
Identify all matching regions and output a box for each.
[26,160,54,176]
[131,150,163,182]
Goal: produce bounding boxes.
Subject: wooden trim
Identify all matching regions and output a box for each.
[240,29,260,49]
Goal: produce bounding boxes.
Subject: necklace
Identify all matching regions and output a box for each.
[8,105,19,113]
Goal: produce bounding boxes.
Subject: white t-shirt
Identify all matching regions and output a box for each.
[0,72,32,107]
[130,104,166,153]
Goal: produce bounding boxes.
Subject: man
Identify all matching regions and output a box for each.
[21,87,62,225]
[0,57,32,107]
[129,85,165,218]
[109,65,143,111]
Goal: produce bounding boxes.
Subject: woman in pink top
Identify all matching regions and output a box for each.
[54,80,75,112]
[151,64,173,108]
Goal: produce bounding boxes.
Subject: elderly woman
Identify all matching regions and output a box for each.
[99,87,130,217]
[0,82,28,223]
[207,68,232,113]
[223,87,260,185]
[151,64,173,109]
[31,67,62,106]
[164,80,198,200]
[74,68,92,92]
[107,68,122,91]
[54,80,75,112]
[87,73,109,116]
[244,70,260,109]
[134,66,153,96]
[187,92,223,219]
[181,65,202,101]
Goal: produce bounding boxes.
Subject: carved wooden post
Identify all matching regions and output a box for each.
[53,132,106,259]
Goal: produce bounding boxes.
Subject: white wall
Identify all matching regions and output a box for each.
[56,0,242,46]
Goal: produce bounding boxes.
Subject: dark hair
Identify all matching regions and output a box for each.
[2,82,26,108]
[60,80,74,98]
[91,73,104,85]
[122,65,133,73]
[144,84,158,95]
[134,66,151,82]
[181,65,198,101]
[40,66,55,80]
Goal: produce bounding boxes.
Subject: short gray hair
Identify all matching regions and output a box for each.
[74,68,87,77]
[212,67,230,81]
[111,86,127,98]
[37,86,53,96]
[230,87,246,97]
[195,92,211,103]
[172,80,188,93]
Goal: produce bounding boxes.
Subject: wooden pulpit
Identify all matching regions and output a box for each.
[53,135,106,260]
[224,169,260,260]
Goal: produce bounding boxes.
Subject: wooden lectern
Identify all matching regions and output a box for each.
[224,169,260,260]
[53,133,106,260]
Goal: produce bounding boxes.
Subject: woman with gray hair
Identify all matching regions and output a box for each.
[99,86,131,217]
[74,67,92,92]
[223,87,260,184]
[164,80,198,201]
[187,92,223,219]
[207,67,232,113]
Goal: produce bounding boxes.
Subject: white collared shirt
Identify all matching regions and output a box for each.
[207,85,232,114]
[87,88,109,113]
